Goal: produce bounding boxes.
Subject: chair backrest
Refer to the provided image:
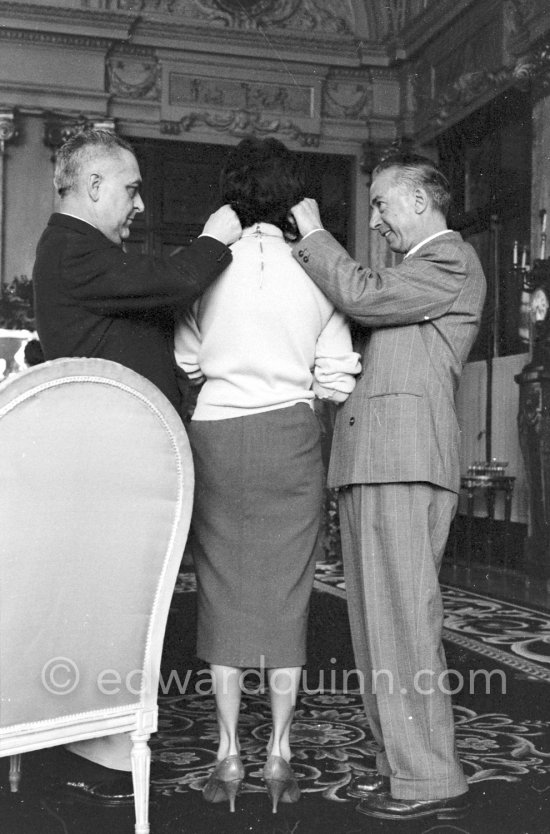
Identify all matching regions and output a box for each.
[0,357,193,742]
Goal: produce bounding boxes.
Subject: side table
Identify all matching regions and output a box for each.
[459,475,516,568]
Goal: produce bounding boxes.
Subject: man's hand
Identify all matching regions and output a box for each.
[201,204,242,246]
[290,198,324,238]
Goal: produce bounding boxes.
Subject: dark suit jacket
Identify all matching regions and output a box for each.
[33,213,232,412]
[293,230,487,493]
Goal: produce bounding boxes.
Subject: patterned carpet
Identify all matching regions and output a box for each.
[313,561,550,683]
[1,564,550,833]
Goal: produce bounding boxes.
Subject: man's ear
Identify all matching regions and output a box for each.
[87,172,101,202]
[413,187,429,214]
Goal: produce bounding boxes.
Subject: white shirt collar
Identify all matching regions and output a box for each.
[404,229,453,259]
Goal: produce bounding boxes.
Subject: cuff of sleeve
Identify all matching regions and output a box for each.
[312,381,352,403]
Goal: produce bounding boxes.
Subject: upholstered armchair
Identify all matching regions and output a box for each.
[0,357,194,834]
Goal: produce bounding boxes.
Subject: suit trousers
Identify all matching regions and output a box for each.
[338,482,468,800]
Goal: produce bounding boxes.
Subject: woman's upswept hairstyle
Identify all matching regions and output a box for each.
[373,152,452,217]
[54,128,136,197]
[220,136,305,239]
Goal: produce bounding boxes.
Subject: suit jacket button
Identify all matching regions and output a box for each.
[303,255,309,262]
[349,417,355,425]
[298,249,304,257]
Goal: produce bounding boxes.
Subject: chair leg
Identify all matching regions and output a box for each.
[9,754,21,792]
[131,732,151,834]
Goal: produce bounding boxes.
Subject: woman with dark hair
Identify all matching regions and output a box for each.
[175,136,360,813]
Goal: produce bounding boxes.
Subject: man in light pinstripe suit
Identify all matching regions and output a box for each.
[291,154,486,822]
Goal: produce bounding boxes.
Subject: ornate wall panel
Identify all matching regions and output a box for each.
[159,60,324,147]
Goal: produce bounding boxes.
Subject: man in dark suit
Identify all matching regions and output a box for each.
[34,127,241,416]
[32,127,241,803]
[291,153,486,822]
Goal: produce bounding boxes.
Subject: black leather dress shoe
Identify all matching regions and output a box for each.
[60,775,134,805]
[347,772,390,797]
[46,748,135,805]
[357,791,470,821]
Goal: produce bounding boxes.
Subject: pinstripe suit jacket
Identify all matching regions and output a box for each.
[292,230,486,493]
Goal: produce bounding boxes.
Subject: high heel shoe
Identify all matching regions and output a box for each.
[263,755,301,813]
[203,755,244,813]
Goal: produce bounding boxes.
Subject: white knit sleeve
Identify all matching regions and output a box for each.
[174,308,204,383]
[312,310,361,403]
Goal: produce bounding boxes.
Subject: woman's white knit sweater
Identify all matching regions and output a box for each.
[174,223,361,421]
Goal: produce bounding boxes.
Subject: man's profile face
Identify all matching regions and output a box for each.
[369,167,419,254]
[92,149,144,245]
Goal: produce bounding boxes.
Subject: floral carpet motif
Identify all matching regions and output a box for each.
[158,567,550,803]
[313,561,550,682]
[150,691,550,801]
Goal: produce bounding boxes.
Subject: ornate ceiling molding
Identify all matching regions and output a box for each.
[0,1,136,38]
[0,26,113,51]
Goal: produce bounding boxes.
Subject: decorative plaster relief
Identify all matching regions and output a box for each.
[323,76,371,122]
[107,53,161,100]
[43,117,87,154]
[168,74,312,117]
[88,0,355,33]
[161,61,321,144]
[160,109,319,146]
[192,0,355,33]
